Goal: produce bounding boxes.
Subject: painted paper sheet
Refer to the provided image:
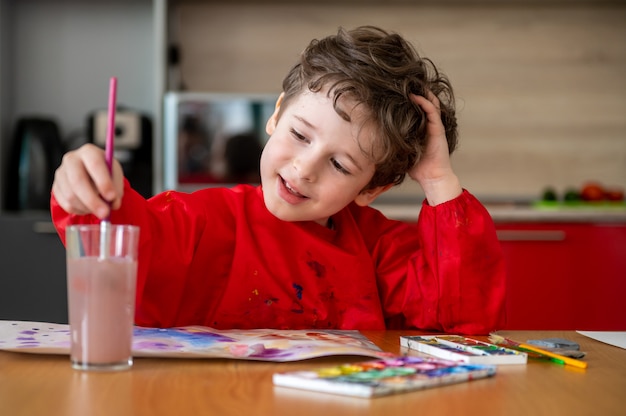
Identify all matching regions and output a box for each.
[0,320,390,362]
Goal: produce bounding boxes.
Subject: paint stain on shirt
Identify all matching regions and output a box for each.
[292,283,303,300]
[265,297,279,306]
[290,301,304,314]
[306,260,326,278]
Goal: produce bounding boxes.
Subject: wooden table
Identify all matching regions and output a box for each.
[1,330,624,416]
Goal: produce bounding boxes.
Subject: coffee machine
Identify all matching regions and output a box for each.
[87,108,153,198]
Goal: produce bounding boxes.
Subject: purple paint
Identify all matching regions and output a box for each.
[17,342,41,348]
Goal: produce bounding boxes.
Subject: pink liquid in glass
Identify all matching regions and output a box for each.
[67,256,137,370]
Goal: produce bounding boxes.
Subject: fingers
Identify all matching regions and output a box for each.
[83,148,117,203]
[424,90,440,109]
[410,92,440,116]
[51,144,123,219]
[410,93,446,140]
[110,162,125,210]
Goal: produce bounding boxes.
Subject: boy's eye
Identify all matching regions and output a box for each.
[290,129,308,143]
[331,158,350,175]
[289,128,350,174]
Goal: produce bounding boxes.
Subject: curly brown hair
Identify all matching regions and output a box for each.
[279,25,458,190]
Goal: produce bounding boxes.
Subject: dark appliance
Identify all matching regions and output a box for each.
[87,108,153,198]
[5,118,65,211]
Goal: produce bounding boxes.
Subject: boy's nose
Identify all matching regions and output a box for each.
[293,156,318,182]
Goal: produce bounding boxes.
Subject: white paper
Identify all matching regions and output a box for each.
[576,331,626,350]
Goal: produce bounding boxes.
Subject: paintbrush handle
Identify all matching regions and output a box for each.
[519,342,587,369]
[103,77,117,223]
[105,76,117,176]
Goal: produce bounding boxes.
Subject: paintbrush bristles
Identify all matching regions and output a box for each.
[488,333,514,346]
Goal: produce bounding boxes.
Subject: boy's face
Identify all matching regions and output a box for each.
[260,89,387,226]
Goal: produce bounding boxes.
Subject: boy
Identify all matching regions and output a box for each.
[51,26,506,334]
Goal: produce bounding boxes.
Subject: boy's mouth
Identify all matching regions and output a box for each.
[280,176,308,200]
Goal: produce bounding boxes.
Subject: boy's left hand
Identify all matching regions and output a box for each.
[408,93,462,206]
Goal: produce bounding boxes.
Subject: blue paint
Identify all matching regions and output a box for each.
[134,327,237,346]
[292,283,303,300]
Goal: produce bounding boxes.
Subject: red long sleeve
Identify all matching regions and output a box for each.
[360,191,507,334]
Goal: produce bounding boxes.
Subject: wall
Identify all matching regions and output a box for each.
[170,1,626,201]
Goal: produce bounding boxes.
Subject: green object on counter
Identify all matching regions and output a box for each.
[542,187,558,202]
[564,188,580,202]
[533,200,626,210]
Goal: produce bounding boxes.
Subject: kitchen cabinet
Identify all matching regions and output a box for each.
[0,214,68,323]
[496,222,626,330]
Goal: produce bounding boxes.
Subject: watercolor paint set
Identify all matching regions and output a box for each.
[272,355,496,398]
[400,335,528,365]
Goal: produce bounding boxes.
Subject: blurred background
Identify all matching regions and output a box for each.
[1,0,625,206]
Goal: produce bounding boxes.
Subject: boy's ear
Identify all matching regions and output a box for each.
[354,184,393,207]
[266,92,285,135]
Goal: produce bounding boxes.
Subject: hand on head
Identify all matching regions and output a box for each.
[52,143,124,219]
[408,92,462,205]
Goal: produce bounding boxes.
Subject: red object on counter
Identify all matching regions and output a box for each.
[580,182,606,201]
[605,188,625,201]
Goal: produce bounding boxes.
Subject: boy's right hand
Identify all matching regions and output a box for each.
[52,143,124,219]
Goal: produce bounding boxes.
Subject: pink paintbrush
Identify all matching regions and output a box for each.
[100,77,117,259]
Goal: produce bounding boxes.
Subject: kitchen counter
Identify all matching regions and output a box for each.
[371,201,626,223]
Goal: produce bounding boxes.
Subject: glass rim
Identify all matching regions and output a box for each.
[66,224,140,232]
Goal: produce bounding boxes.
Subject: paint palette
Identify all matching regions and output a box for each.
[273,355,496,398]
[401,335,528,365]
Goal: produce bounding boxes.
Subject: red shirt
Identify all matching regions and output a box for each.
[51,183,506,334]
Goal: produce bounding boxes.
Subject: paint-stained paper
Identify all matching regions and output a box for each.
[0,320,390,362]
